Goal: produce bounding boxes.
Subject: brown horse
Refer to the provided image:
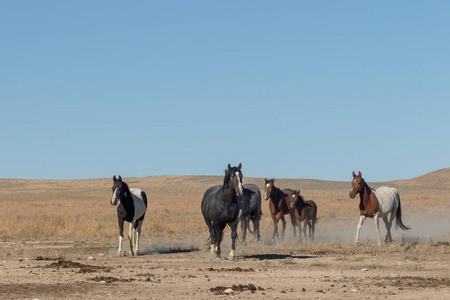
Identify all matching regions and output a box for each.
[264,178,296,241]
[288,190,318,241]
[349,171,410,245]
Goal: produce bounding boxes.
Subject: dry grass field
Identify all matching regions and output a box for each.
[0,168,449,299]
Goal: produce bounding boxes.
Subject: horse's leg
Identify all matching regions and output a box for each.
[117,218,124,256]
[290,212,297,237]
[302,219,307,241]
[355,215,366,244]
[280,215,287,240]
[229,220,238,260]
[307,220,312,239]
[213,224,222,257]
[311,220,315,241]
[203,216,215,253]
[253,215,261,242]
[134,221,142,256]
[295,217,302,242]
[271,213,278,241]
[128,222,135,255]
[374,213,382,246]
[385,212,395,243]
[241,217,247,245]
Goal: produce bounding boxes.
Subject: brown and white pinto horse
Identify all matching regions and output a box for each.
[264,178,296,241]
[288,190,318,241]
[349,171,410,245]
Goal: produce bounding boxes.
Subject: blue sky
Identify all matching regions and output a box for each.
[1,1,449,181]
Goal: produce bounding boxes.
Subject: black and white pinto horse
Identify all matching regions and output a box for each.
[201,163,243,260]
[237,184,262,244]
[110,176,147,256]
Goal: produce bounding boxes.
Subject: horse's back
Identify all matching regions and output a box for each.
[373,186,398,216]
[305,200,317,219]
[239,184,261,216]
[130,188,147,221]
[243,184,261,203]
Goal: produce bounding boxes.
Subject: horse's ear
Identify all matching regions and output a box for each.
[118,175,122,182]
[352,171,356,178]
[113,175,117,182]
[238,163,242,170]
[358,171,361,177]
[228,163,232,171]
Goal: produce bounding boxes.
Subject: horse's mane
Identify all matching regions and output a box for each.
[121,180,130,190]
[117,179,131,196]
[295,193,306,207]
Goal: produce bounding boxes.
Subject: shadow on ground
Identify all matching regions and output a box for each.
[243,254,316,260]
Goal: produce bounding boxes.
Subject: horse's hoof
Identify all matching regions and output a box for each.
[228,255,235,261]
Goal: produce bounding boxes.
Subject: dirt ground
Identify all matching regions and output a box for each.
[1,237,449,300]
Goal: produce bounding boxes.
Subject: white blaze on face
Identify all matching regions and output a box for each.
[265,183,271,199]
[291,194,296,207]
[111,188,118,205]
[235,171,243,195]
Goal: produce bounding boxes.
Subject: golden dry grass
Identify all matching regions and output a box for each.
[1,169,449,243]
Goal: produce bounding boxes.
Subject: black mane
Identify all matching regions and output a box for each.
[223,167,242,186]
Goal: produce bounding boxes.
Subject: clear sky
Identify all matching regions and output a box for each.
[1,1,449,182]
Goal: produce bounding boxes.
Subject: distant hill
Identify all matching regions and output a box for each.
[1,168,450,192]
[391,168,450,188]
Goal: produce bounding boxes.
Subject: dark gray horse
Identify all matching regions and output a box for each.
[237,184,262,244]
[201,163,243,260]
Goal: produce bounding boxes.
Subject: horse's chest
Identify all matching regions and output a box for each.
[117,205,134,222]
[359,196,379,218]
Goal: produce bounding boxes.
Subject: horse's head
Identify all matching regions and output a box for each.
[110,175,128,206]
[264,178,274,200]
[288,190,303,210]
[349,171,364,199]
[226,163,243,197]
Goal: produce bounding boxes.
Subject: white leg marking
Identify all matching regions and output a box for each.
[118,235,123,255]
[135,221,142,256]
[374,213,382,246]
[355,215,366,244]
[128,223,134,255]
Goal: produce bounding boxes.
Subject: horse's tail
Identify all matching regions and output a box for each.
[396,193,411,231]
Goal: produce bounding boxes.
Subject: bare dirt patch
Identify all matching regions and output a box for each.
[1,239,449,299]
[42,258,112,273]
[209,283,264,295]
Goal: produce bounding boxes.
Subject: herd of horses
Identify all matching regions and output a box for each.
[109,164,410,259]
